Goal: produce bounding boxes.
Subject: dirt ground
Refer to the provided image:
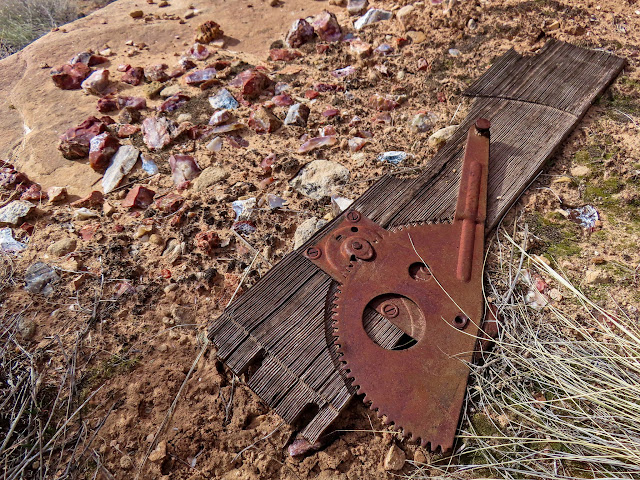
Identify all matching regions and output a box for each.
[1,0,639,479]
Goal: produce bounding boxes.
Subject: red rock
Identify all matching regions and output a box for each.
[248,107,282,134]
[320,125,337,136]
[97,96,118,113]
[121,66,145,86]
[272,94,294,107]
[20,223,35,235]
[114,224,124,233]
[331,66,356,79]
[72,191,104,208]
[316,44,331,54]
[208,109,231,126]
[142,117,176,150]
[437,91,446,103]
[369,94,399,111]
[117,64,131,72]
[51,63,92,90]
[348,137,367,151]
[314,83,343,92]
[195,230,221,255]
[20,184,47,202]
[0,164,29,188]
[184,67,217,85]
[322,108,340,118]
[288,437,323,457]
[298,135,337,153]
[187,43,210,60]
[89,133,120,172]
[116,282,135,296]
[144,64,170,83]
[285,18,315,48]
[269,49,303,61]
[231,69,273,100]
[79,224,99,240]
[117,124,141,137]
[258,176,274,189]
[122,185,155,209]
[154,193,184,213]
[305,89,319,100]
[417,57,429,71]
[227,135,249,148]
[158,94,191,112]
[168,66,187,78]
[195,20,224,44]
[160,269,172,279]
[169,155,201,184]
[58,116,108,159]
[371,112,392,124]
[180,57,197,70]
[312,11,342,42]
[117,96,147,110]
[261,153,276,174]
[350,39,372,57]
[185,124,213,140]
[100,115,116,125]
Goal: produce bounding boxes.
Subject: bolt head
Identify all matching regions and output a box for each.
[381,302,400,318]
[475,118,491,134]
[306,246,322,260]
[346,211,361,223]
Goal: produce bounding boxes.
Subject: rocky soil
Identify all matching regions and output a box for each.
[1,0,639,479]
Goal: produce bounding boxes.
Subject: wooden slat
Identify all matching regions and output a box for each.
[208,40,625,442]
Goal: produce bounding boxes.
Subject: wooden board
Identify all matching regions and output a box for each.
[208,40,625,442]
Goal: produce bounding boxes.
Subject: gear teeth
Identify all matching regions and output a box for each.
[331,222,464,454]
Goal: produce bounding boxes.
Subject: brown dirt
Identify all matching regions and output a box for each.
[1,0,639,479]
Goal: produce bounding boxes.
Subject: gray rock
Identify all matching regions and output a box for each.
[396,4,415,29]
[47,238,77,257]
[0,228,27,254]
[347,0,368,15]
[383,444,406,471]
[141,154,159,175]
[209,89,239,110]
[162,238,185,264]
[160,84,183,98]
[192,166,230,191]
[102,145,140,193]
[0,201,33,226]
[290,160,350,200]
[294,217,328,249]
[585,269,611,285]
[17,315,36,340]
[81,69,110,95]
[377,151,408,165]
[331,196,353,215]
[353,8,392,30]
[428,125,458,148]
[24,262,59,296]
[284,103,310,127]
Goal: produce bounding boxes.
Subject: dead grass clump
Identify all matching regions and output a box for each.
[0,0,78,58]
[410,225,640,479]
[0,313,102,479]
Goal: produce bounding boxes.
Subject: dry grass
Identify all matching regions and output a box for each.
[408,223,640,479]
[0,0,78,58]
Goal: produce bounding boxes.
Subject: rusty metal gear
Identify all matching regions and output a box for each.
[305,119,491,452]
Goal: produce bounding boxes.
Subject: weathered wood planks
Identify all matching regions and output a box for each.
[208,40,625,442]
